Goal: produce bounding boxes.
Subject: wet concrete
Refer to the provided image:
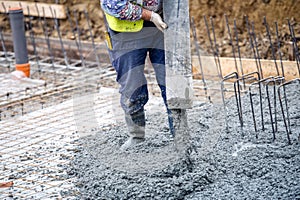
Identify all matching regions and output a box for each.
[65,84,300,199]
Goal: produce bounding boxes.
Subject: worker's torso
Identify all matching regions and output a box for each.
[107,1,163,48]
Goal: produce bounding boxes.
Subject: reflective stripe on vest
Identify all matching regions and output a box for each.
[105,0,144,32]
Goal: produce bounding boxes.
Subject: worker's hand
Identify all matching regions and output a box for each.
[150,11,168,32]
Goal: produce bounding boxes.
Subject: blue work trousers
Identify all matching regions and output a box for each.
[108,24,170,123]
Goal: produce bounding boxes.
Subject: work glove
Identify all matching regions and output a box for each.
[150,11,168,32]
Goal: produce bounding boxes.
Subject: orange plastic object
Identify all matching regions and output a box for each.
[16,63,30,77]
[8,7,23,11]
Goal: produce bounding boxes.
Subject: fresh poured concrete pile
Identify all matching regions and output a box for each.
[0,83,298,199]
[66,84,300,199]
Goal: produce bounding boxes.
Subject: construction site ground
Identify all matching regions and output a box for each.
[0,68,299,198]
[0,0,300,199]
[0,48,299,199]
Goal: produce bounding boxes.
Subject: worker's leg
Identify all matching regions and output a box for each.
[149,48,175,136]
[107,26,163,148]
[111,48,149,148]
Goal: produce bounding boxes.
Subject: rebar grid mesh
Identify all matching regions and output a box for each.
[0,100,79,199]
[0,83,128,199]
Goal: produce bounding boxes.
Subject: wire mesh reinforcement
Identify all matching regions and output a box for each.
[0,87,127,199]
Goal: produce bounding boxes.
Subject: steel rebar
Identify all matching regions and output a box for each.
[210,16,223,78]
[203,15,222,79]
[221,72,239,130]
[274,21,291,132]
[225,14,239,75]
[234,72,260,128]
[245,15,263,79]
[50,7,70,67]
[263,16,280,76]
[287,19,300,77]
[265,77,276,139]
[275,22,285,77]
[251,21,263,78]
[268,77,285,134]
[26,6,40,74]
[73,10,85,67]
[278,78,300,144]
[84,10,100,67]
[39,7,55,68]
[190,17,210,102]
[0,26,8,64]
[66,8,85,68]
[249,76,275,134]
[1,2,10,68]
[233,19,246,87]
[204,16,228,129]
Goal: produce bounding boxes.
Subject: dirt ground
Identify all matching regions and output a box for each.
[1,0,300,58]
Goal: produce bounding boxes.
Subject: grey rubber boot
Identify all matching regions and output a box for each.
[120,111,146,151]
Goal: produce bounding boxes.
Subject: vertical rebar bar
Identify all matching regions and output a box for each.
[273,76,284,133]
[234,79,243,128]
[26,6,40,74]
[233,19,245,87]
[221,72,238,130]
[245,15,263,79]
[249,86,257,132]
[246,72,262,134]
[190,17,210,102]
[73,10,85,67]
[275,22,284,77]
[275,21,290,132]
[263,16,280,76]
[84,10,100,67]
[287,19,300,77]
[233,72,259,129]
[0,25,8,63]
[40,6,56,82]
[204,16,227,131]
[210,16,223,78]
[265,78,276,139]
[251,21,263,78]
[50,7,69,67]
[1,2,10,69]
[1,2,6,12]
[39,6,54,65]
[66,8,85,68]
[249,76,274,133]
[225,14,239,75]
[278,86,291,144]
[203,15,222,79]
[278,78,300,144]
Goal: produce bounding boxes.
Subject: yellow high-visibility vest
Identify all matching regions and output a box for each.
[105,0,144,32]
[105,13,144,32]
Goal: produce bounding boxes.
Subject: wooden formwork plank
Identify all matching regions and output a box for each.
[192,56,299,81]
[0,1,66,19]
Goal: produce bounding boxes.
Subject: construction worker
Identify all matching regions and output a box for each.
[100,0,172,150]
